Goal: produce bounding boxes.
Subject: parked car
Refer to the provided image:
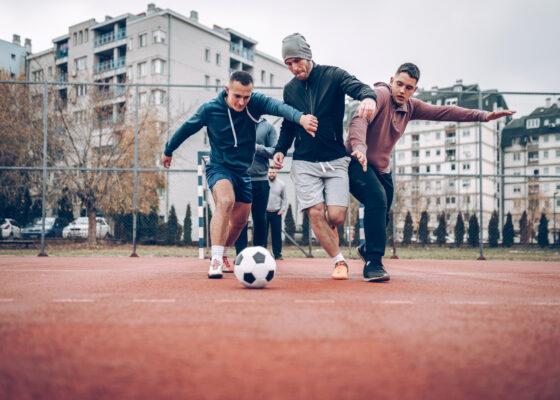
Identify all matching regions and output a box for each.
[62,217,112,239]
[1,218,22,239]
[22,217,65,238]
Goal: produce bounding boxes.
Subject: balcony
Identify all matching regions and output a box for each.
[230,42,254,62]
[411,141,419,148]
[445,155,456,162]
[56,48,68,59]
[94,57,126,74]
[411,157,420,164]
[445,137,456,146]
[528,157,539,165]
[55,73,67,83]
[94,28,127,48]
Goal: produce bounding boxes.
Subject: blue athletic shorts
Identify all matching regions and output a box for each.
[206,163,252,204]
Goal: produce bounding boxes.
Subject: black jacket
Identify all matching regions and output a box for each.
[275,63,376,162]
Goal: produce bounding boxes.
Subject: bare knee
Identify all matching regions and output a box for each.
[215,196,235,213]
[328,213,346,226]
[307,204,325,224]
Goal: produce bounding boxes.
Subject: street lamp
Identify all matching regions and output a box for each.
[554,192,559,246]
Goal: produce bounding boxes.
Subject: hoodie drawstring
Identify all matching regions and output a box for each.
[319,162,336,173]
[227,107,261,148]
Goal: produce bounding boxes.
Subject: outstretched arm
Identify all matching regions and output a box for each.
[486,110,516,121]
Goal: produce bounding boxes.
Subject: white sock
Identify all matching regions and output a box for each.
[212,245,224,261]
[332,253,345,264]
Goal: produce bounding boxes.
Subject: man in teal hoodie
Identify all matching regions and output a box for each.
[162,71,317,279]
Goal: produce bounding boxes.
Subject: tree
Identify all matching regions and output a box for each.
[537,212,549,248]
[454,213,465,247]
[502,212,514,247]
[353,208,362,246]
[519,211,530,245]
[468,214,479,247]
[434,213,447,246]
[488,210,500,248]
[166,206,181,245]
[284,204,295,245]
[183,203,192,246]
[47,80,164,247]
[301,212,310,245]
[418,211,429,246]
[402,211,413,245]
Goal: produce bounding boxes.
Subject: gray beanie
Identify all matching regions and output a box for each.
[281,33,312,61]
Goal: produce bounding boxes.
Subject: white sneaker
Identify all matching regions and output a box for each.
[208,258,223,279]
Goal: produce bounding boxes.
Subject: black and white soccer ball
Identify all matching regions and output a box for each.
[234,246,276,288]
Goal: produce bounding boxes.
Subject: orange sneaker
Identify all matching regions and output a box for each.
[331,260,349,280]
[222,256,234,273]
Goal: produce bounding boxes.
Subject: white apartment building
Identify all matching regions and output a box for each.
[0,35,31,78]
[24,4,294,241]
[392,80,510,239]
[502,98,560,242]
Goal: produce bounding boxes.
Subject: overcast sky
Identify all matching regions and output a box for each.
[2,0,559,115]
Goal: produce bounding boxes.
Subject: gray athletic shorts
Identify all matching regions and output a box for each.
[290,156,351,212]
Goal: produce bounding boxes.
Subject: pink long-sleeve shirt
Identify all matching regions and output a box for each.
[345,82,489,173]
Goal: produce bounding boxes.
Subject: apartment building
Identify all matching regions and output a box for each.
[0,35,31,78]
[24,4,293,240]
[393,80,509,239]
[502,98,560,241]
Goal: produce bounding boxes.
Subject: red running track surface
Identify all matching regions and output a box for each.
[0,256,559,400]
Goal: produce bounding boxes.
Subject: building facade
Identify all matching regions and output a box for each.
[24,4,294,240]
[0,35,31,78]
[392,80,510,241]
[502,98,560,243]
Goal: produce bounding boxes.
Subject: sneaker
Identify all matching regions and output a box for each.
[357,243,366,262]
[222,256,233,273]
[363,261,390,282]
[332,260,349,280]
[208,259,223,279]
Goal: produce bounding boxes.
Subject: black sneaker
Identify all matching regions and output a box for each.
[363,261,390,282]
[356,243,366,261]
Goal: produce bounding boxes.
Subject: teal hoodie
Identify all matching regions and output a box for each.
[164,89,303,173]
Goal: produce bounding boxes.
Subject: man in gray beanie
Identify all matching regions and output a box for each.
[273,33,377,281]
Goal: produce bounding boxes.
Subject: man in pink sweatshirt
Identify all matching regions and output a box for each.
[345,63,515,282]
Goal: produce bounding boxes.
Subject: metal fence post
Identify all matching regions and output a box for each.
[197,152,205,260]
[477,90,486,260]
[38,83,48,257]
[130,85,139,257]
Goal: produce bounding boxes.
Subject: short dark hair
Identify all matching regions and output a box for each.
[396,63,420,82]
[230,71,253,86]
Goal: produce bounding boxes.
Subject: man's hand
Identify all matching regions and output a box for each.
[161,154,172,169]
[278,211,284,216]
[299,114,318,137]
[486,110,516,121]
[351,150,368,172]
[273,152,285,170]
[356,98,377,120]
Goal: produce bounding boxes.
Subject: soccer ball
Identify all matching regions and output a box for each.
[234,246,276,288]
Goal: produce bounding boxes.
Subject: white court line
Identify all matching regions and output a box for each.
[0,298,14,302]
[214,299,256,304]
[380,300,414,304]
[133,299,176,303]
[449,301,490,305]
[52,298,95,303]
[294,299,335,304]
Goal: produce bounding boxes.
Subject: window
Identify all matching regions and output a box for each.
[556,134,560,141]
[79,30,83,44]
[127,65,133,79]
[73,110,85,122]
[425,182,431,190]
[73,32,77,46]
[426,165,431,173]
[137,62,147,77]
[436,181,441,190]
[216,52,221,66]
[556,150,560,157]
[462,129,470,137]
[436,149,441,156]
[513,186,521,193]
[412,166,420,174]
[75,56,87,71]
[152,90,165,105]
[526,118,540,129]
[204,75,210,88]
[75,85,87,97]
[32,70,44,82]
[462,163,471,170]
[152,59,165,74]
[513,152,520,161]
[139,33,147,48]
[462,179,471,188]
[205,48,210,62]
[436,164,441,172]
[445,98,458,106]
[47,66,52,79]
[215,79,221,92]
[270,73,274,86]
[543,134,549,142]
[128,38,134,51]
[513,170,521,176]
[139,92,147,106]
[425,150,431,157]
[544,167,549,175]
[436,132,441,140]
[451,164,456,171]
[397,167,404,174]
[153,29,166,44]
[85,29,89,42]
[261,70,265,83]
[555,166,560,174]
[449,179,456,188]
[544,119,549,126]
[543,150,549,159]
[11,53,15,60]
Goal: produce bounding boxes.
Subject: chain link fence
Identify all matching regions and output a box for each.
[1,80,559,258]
